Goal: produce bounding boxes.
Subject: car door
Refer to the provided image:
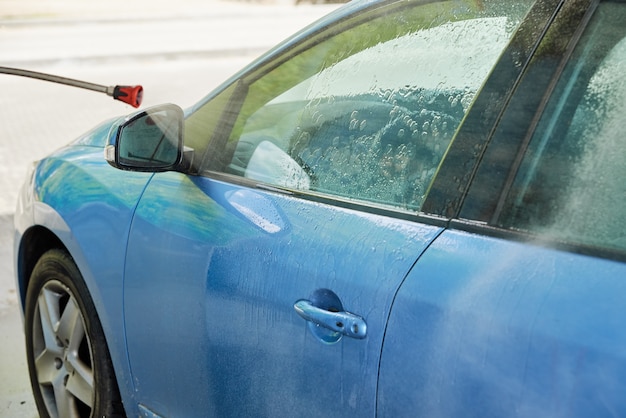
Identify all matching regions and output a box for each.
[124,174,442,417]
[121,1,538,416]
[379,1,626,416]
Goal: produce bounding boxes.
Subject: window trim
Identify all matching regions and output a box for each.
[457,0,595,223]
[205,170,450,227]
[490,0,600,223]
[449,218,626,263]
[457,0,626,262]
[422,0,565,219]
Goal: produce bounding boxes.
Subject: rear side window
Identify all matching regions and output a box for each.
[201,0,534,212]
[498,1,626,254]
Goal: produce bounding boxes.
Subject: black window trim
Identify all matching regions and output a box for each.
[490,0,600,224]
[422,0,566,218]
[205,170,450,228]
[457,0,596,223]
[453,0,626,263]
[450,218,626,263]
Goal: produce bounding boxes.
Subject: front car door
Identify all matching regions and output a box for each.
[380,1,626,415]
[121,0,537,416]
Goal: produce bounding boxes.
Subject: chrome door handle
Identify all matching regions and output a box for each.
[294,299,367,339]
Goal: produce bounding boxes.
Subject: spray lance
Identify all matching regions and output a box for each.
[0,66,143,108]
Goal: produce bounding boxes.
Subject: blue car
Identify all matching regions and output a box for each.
[13,0,626,416]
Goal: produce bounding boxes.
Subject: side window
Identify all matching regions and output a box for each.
[499,2,626,253]
[204,1,533,211]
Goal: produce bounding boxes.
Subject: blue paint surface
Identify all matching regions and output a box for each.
[123,172,441,417]
[379,230,626,417]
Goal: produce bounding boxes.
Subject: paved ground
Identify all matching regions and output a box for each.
[0,0,340,415]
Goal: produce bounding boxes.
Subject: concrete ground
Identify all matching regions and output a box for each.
[0,0,341,416]
[0,215,32,417]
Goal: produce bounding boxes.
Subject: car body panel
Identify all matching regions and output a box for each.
[123,171,443,417]
[379,229,626,417]
[13,134,153,415]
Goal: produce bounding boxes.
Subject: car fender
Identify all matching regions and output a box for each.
[14,147,153,417]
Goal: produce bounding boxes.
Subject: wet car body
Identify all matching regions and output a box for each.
[13,0,626,417]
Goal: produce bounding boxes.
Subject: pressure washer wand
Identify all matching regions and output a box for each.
[0,66,143,108]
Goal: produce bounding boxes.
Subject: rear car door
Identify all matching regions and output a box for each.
[379,1,626,416]
[121,0,537,416]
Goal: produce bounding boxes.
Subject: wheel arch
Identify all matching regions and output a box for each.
[15,225,66,309]
[16,223,136,417]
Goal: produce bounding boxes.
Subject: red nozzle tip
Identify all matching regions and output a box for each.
[113,85,143,108]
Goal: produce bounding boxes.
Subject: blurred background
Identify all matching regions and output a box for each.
[0,0,341,415]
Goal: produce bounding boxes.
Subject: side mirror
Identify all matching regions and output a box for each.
[105,104,185,172]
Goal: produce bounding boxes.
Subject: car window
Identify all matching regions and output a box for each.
[498,1,626,254]
[197,0,534,212]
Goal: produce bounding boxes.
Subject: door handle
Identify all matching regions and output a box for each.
[294,299,367,339]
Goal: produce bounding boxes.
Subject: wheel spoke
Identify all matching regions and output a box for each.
[37,289,61,352]
[34,287,64,387]
[34,347,62,385]
[58,298,81,349]
[65,361,94,408]
[53,382,80,418]
[64,297,95,407]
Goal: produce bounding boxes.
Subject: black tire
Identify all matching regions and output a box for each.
[24,249,125,418]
